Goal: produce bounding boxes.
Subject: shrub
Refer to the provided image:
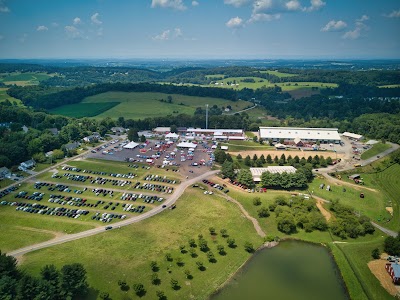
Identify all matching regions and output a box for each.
[257,207,270,218]
[244,242,254,253]
[253,197,261,206]
[371,248,380,259]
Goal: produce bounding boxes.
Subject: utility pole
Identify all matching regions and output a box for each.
[205,104,208,129]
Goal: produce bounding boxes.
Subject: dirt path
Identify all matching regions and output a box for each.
[220,193,266,238]
[319,172,378,192]
[315,199,332,221]
[368,259,399,296]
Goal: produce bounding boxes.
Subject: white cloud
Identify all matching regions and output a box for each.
[224,0,251,7]
[304,0,325,12]
[151,0,186,11]
[152,27,183,40]
[342,15,369,40]
[321,20,347,32]
[248,12,280,23]
[73,17,82,25]
[384,9,400,18]
[226,16,244,28]
[91,12,102,25]
[357,15,369,22]
[192,1,199,6]
[65,26,83,39]
[37,25,49,32]
[0,0,10,13]
[286,0,301,11]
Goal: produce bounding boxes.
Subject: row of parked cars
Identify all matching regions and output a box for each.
[62,165,137,179]
[143,174,178,184]
[133,182,174,193]
[15,191,44,201]
[202,179,227,192]
[122,204,146,213]
[92,212,127,223]
[91,188,114,197]
[0,200,90,218]
[120,192,164,203]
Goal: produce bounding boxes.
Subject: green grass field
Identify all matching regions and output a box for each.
[259,70,299,78]
[50,92,253,119]
[0,72,52,86]
[49,102,120,118]
[20,188,262,300]
[220,140,274,152]
[0,88,23,105]
[360,143,391,160]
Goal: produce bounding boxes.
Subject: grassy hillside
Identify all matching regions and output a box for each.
[0,88,23,105]
[360,143,391,160]
[50,92,254,119]
[0,72,53,86]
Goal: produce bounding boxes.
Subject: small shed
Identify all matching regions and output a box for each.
[349,174,361,180]
[293,137,304,147]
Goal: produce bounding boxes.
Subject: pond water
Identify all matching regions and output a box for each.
[211,240,349,300]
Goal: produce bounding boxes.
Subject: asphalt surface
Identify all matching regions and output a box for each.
[9,169,219,258]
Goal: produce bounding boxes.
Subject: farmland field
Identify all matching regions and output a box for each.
[0,72,53,86]
[49,102,120,118]
[0,88,23,105]
[259,70,299,78]
[51,92,253,119]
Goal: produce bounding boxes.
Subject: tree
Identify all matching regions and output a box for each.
[277,214,296,234]
[384,236,400,256]
[189,248,197,258]
[176,257,184,267]
[151,273,160,285]
[220,229,228,238]
[207,251,216,263]
[196,261,205,271]
[258,207,270,218]
[222,161,235,180]
[227,238,236,248]
[199,239,209,252]
[52,149,64,160]
[260,154,266,164]
[140,135,146,143]
[60,263,88,298]
[371,248,380,259]
[188,238,196,248]
[118,279,129,291]
[16,274,40,300]
[127,128,139,142]
[150,261,158,272]
[237,154,242,160]
[179,245,186,253]
[209,227,216,235]
[165,253,173,262]
[237,169,254,188]
[266,154,273,164]
[40,264,62,299]
[217,244,226,255]
[156,290,166,300]
[244,155,251,166]
[252,154,258,162]
[244,242,254,253]
[214,149,227,164]
[184,269,192,279]
[132,283,146,297]
[99,292,111,300]
[170,124,177,133]
[253,197,262,206]
[326,156,333,165]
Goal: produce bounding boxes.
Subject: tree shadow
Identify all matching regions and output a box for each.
[120,284,130,291]
[83,287,100,300]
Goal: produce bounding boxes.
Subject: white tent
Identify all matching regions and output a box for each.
[123,141,139,149]
[165,132,179,139]
[274,143,286,149]
[177,142,197,149]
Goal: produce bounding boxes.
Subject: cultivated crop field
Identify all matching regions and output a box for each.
[49,102,120,118]
[20,188,261,300]
[50,92,253,119]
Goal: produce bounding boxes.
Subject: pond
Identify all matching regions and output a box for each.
[211,240,349,300]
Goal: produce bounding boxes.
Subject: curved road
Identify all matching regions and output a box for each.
[9,170,219,258]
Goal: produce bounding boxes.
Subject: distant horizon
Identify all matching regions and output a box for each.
[0,1,399,59]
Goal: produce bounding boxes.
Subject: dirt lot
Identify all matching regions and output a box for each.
[315,198,332,221]
[368,259,398,296]
[229,150,344,160]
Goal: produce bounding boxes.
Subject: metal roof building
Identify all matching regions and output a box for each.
[259,127,341,144]
[342,132,363,141]
[250,166,297,182]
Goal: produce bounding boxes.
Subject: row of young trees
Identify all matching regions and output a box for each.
[0,251,89,300]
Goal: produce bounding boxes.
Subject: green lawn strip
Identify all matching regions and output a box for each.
[360,143,391,160]
[83,92,251,119]
[329,243,368,300]
[220,141,274,152]
[336,234,394,300]
[0,178,14,189]
[245,131,255,138]
[0,225,54,253]
[49,102,120,118]
[21,188,262,300]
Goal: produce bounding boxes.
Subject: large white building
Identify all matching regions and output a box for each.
[259,127,341,144]
[185,128,245,140]
[250,166,297,182]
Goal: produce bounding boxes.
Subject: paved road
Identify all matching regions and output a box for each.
[224,103,257,115]
[361,142,399,166]
[8,169,219,258]
[371,222,398,238]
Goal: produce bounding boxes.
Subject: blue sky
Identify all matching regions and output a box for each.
[0,0,399,59]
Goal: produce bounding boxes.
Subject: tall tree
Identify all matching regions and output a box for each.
[61,263,89,298]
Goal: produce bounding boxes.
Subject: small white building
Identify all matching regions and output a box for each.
[165,132,179,140]
[153,127,171,134]
[123,141,139,149]
[177,142,197,149]
[342,132,363,141]
[250,166,297,182]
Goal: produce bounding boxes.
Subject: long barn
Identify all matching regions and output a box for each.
[259,127,341,144]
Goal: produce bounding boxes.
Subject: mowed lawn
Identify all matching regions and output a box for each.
[54,92,253,119]
[360,143,391,160]
[21,188,262,300]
